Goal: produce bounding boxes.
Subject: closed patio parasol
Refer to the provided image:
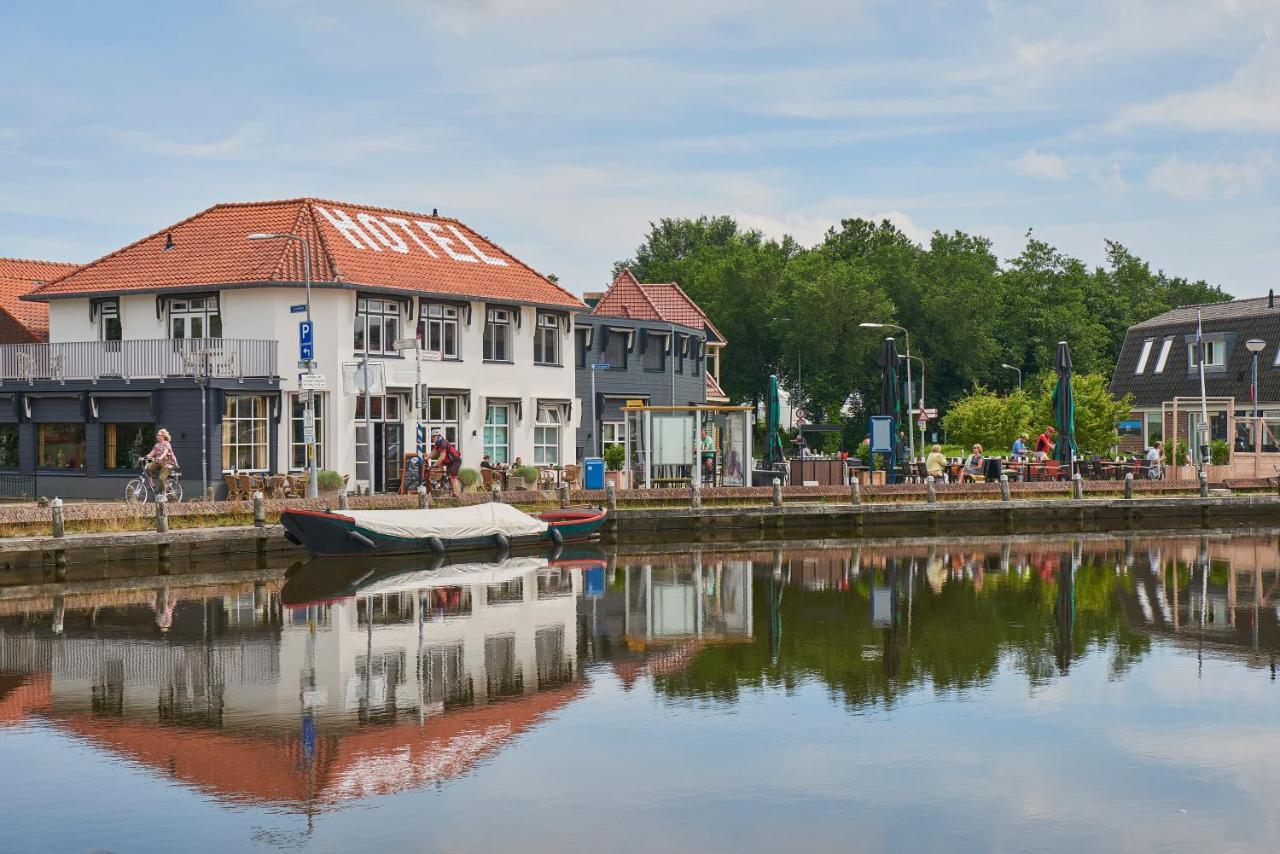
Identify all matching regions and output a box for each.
[1052,341,1079,475]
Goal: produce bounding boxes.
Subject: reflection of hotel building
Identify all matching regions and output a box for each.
[0,560,584,808]
[7,199,585,498]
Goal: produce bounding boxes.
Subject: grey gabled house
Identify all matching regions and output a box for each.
[574,269,727,460]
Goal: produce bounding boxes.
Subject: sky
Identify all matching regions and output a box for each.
[2,0,1278,297]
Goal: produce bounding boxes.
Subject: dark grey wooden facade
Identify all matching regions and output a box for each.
[0,377,280,499]
[573,317,707,460]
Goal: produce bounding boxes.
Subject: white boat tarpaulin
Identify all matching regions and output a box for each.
[359,556,551,596]
[339,503,549,541]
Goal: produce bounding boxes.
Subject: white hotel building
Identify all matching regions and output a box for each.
[14,199,585,498]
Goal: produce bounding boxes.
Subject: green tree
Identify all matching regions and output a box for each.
[940,387,1034,451]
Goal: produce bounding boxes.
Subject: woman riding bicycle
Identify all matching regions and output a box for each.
[145,428,178,490]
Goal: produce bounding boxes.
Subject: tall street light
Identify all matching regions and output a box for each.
[1246,338,1266,427]
[859,322,915,461]
[248,232,319,499]
[901,353,926,456]
[1001,363,1022,391]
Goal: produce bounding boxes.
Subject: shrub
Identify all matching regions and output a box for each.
[514,465,541,483]
[603,444,625,471]
[1166,440,1189,467]
[317,469,343,491]
[458,468,480,489]
[1210,439,1230,466]
[1031,372,1133,456]
[941,387,1033,453]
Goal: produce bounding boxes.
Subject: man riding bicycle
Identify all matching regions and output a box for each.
[145,428,178,489]
[426,427,462,496]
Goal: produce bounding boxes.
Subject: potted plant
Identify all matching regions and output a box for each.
[603,444,627,489]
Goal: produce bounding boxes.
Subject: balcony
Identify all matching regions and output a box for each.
[0,339,279,383]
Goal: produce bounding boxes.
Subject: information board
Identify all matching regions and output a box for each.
[869,416,894,453]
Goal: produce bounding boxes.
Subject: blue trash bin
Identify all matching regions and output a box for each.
[583,457,605,490]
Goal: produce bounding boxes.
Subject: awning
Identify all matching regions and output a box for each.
[535,397,573,420]
[88,391,155,420]
[482,396,523,422]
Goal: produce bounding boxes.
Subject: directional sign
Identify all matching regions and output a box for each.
[591,363,611,370]
[423,351,443,362]
[290,304,308,314]
[921,408,938,419]
[299,320,314,361]
[299,374,326,390]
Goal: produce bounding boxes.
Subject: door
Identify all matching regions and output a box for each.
[383,422,402,492]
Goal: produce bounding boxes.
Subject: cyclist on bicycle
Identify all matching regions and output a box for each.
[426,427,462,496]
[145,428,178,490]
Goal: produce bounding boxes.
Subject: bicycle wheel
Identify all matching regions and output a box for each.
[166,480,184,503]
[124,478,149,504]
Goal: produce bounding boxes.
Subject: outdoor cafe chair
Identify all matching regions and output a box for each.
[481,467,498,490]
[223,474,244,501]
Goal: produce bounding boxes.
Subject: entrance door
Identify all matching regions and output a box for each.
[382,422,402,493]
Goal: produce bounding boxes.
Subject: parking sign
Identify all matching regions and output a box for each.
[299,320,314,361]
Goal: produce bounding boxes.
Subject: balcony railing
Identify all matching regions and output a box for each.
[0,339,278,383]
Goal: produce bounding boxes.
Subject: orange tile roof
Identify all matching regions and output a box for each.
[0,257,76,341]
[590,268,724,342]
[705,372,729,402]
[26,199,585,310]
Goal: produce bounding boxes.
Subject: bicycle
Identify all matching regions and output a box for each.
[125,457,184,504]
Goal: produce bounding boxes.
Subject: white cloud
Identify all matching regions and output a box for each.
[1111,33,1280,132]
[1146,153,1276,200]
[100,123,267,159]
[1014,148,1069,180]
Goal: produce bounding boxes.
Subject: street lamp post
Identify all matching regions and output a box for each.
[1001,363,1022,391]
[902,353,925,454]
[859,322,915,461]
[1246,339,1266,443]
[248,232,318,499]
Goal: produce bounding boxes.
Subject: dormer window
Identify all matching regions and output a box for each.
[168,295,221,340]
[1134,339,1153,374]
[1188,338,1226,370]
[1154,337,1173,373]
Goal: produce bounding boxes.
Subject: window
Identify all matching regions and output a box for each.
[1188,338,1226,369]
[534,404,561,465]
[418,303,460,359]
[428,395,461,446]
[221,395,269,472]
[1154,337,1173,373]
[534,312,561,365]
[484,308,512,362]
[601,421,626,450]
[38,423,85,470]
[1135,339,1154,374]
[575,329,588,368]
[676,335,686,374]
[644,333,667,371]
[355,394,402,421]
[168,296,221,340]
[289,394,325,471]
[1146,411,1163,446]
[0,424,18,468]
[97,299,121,342]
[103,423,154,471]
[484,403,510,463]
[355,297,401,355]
[604,330,628,369]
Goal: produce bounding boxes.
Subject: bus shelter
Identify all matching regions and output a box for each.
[621,405,754,489]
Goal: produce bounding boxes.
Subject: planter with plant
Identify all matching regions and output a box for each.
[316,470,343,493]
[603,445,627,489]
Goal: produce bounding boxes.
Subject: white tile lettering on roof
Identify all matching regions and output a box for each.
[315,204,506,267]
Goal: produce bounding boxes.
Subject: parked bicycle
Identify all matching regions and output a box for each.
[124,457,184,504]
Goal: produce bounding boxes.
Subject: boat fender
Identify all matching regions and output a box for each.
[283,530,302,547]
[347,530,376,550]
[549,526,563,546]
[428,536,445,554]
[494,532,510,551]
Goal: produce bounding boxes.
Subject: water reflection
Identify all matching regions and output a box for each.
[0,531,1277,825]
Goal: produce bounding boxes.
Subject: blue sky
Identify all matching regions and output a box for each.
[3,0,1278,296]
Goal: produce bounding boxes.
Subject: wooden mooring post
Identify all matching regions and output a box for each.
[418,485,429,508]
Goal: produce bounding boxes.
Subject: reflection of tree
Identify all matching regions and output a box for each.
[652,561,1149,709]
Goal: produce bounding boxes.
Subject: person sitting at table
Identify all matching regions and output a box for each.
[1145,441,1164,479]
[1011,432,1029,460]
[963,444,985,481]
[480,453,494,470]
[925,444,948,482]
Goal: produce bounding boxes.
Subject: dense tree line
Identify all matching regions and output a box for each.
[615,217,1229,432]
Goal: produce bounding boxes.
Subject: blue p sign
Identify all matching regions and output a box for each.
[299,321,314,361]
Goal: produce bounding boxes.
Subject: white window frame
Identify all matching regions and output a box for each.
[1189,338,1226,369]
[484,403,510,463]
[1154,337,1173,373]
[534,312,561,365]
[484,308,513,362]
[355,297,401,356]
[288,393,325,471]
[534,404,562,465]
[98,299,121,342]
[601,421,625,450]
[222,394,269,472]
[428,394,461,446]
[1134,339,1153,374]
[419,303,460,359]
[168,295,222,340]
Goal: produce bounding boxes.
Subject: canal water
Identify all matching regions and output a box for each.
[1,530,1277,853]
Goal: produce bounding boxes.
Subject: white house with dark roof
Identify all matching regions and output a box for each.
[10,198,585,498]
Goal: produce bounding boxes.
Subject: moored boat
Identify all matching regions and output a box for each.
[280,501,607,557]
